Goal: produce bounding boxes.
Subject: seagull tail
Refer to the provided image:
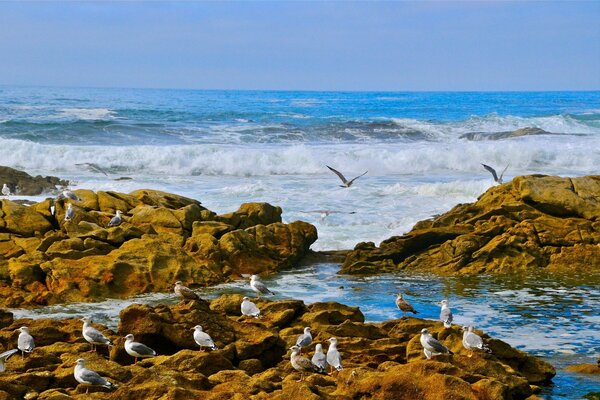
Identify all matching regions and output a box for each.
[482,344,492,353]
[447,349,454,355]
[443,321,452,328]
[336,365,343,371]
[210,344,218,351]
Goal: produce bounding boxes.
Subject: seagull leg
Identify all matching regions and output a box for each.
[134,357,138,364]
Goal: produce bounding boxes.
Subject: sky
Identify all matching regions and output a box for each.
[0,1,599,91]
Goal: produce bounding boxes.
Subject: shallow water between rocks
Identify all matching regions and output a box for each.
[10,262,600,399]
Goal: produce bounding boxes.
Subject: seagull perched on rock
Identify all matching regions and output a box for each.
[0,349,18,372]
[1,184,10,197]
[250,275,274,298]
[395,293,417,316]
[462,326,491,356]
[64,203,75,222]
[192,325,217,351]
[289,345,322,382]
[326,337,343,374]
[311,344,328,373]
[241,296,261,319]
[74,358,116,393]
[439,299,453,328]
[482,163,509,184]
[107,210,122,227]
[17,327,34,359]
[420,328,453,359]
[295,327,313,353]
[124,334,156,364]
[174,281,200,302]
[326,165,368,188]
[81,317,112,352]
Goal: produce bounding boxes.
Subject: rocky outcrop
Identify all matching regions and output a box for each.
[342,175,600,275]
[460,127,551,141]
[0,297,554,399]
[0,166,68,196]
[0,190,317,307]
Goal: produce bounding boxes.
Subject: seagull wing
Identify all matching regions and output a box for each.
[426,336,450,354]
[327,350,343,369]
[18,334,34,352]
[0,349,18,362]
[311,352,327,371]
[500,164,510,180]
[242,301,260,317]
[178,285,200,300]
[194,331,216,348]
[347,170,368,186]
[464,332,484,349]
[79,367,111,386]
[482,164,499,182]
[130,342,156,357]
[253,280,274,295]
[440,308,453,325]
[327,166,348,185]
[84,327,111,345]
[75,163,109,176]
[296,333,312,347]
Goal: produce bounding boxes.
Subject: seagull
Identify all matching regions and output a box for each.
[420,328,453,359]
[462,326,491,356]
[192,325,217,351]
[124,334,156,364]
[482,164,509,184]
[1,184,10,197]
[289,345,322,382]
[295,327,313,353]
[64,203,75,222]
[107,210,122,227]
[439,300,453,328]
[311,344,327,373]
[0,349,18,372]
[326,337,343,374]
[250,275,274,298]
[241,297,261,319]
[81,317,112,352]
[174,281,200,302]
[326,165,368,188]
[74,358,116,393]
[395,293,417,316]
[58,190,81,202]
[75,163,109,176]
[17,327,35,359]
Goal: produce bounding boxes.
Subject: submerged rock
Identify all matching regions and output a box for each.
[342,175,600,275]
[0,297,554,399]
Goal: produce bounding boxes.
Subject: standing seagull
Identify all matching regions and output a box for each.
[395,293,418,316]
[174,281,200,302]
[326,337,343,374]
[0,349,18,372]
[482,164,509,184]
[250,275,275,298]
[311,344,327,373]
[289,345,321,382]
[462,326,491,356]
[192,325,217,351]
[17,327,35,359]
[326,165,368,188]
[1,184,10,197]
[64,203,75,222]
[439,299,453,328]
[81,317,112,352]
[241,297,261,319]
[124,334,156,364]
[420,328,453,360]
[107,210,122,227]
[295,327,313,353]
[74,358,116,393]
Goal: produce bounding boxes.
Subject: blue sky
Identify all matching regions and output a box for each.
[0,1,598,91]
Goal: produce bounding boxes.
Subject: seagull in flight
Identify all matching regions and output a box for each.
[482,164,509,184]
[75,163,109,176]
[326,166,368,188]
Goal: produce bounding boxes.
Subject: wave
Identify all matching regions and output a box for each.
[58,108,116,121]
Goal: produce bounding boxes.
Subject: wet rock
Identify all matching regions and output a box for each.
[0,166,68,196]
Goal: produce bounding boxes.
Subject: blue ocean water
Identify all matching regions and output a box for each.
[2,87,600,398]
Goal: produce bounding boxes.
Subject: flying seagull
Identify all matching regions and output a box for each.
[124,334,156,364]
[74,358,116,393]
[482,164,509,184]
[326,165,368,188]
[420,328,453,359]
[0,349,18,372]
[192,325,218,351]
[75,163,109,176]
[439,299,453,328]
[81,317,112,352]
[250,275,274,298]
[395,293,418,316]
[462,326,491,356]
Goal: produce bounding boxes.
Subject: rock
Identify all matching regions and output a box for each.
[1,201,54,237]
[0,166,68,196]
[460,127,551,140]
[342,175,600,275]
[565,363,600,374]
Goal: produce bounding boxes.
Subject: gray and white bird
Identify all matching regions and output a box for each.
[107,210,122,227]
[75,163,109,176]
[250,275,274,298]
[81,317,112,352]
[192,325,217,351]
[482,163,509,184]
[327,165,368,188]
[295,327,313,352]
[74,358,116,393]
[439,299,453,328]
[289,345,321,382]
[0,349,18,372]
[241,297,261,319]
[64,203,75,222]
[58,190,81,202]
[420,328,453,360]
[395,293,417,316]
[311,343,328,373]
[462,326,491,356]
[124,334,156,363]
[1,184,10,197]
[174,281,200,302]
[326,337,343,374]
[17,327,34,358]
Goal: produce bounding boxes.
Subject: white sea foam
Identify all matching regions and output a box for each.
[58,108,116,121]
